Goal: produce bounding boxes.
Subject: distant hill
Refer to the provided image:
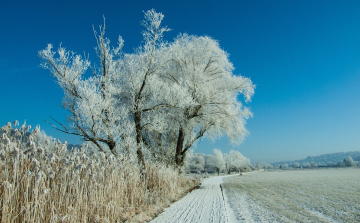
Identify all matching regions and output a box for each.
[273,151,360,166]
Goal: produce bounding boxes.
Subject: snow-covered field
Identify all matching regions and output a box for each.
[150,169,359,223]
[223,168,360,222]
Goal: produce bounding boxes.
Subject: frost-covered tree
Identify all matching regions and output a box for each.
[343,156,356,167]
[39,10,183,168]
[182,150,195,173]
[166,35,254,167]
[116,10,184,168]
[212,149,225,175]
[224,150,250,174]
[326,161,336,167]
[204,154,215,172]
[265,164,274,170]
[183,149,205,173]
[224,153,231,174]
[255,162,265,170]
[336,160,345,167]
[39,19,129,157]
[39,10,254,169]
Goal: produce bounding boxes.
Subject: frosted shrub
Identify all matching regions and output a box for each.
[0,122,198,222]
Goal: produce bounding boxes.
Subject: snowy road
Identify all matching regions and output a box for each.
[149,175,238,223]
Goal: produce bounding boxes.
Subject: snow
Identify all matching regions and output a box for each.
[150,175,238,223]
[302,206,340,223]
[150,169,360,222]
[222,190,279,222]
[221,177,239,223]
[222,169,360,222]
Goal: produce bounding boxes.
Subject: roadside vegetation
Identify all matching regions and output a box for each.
[0,122,198,222]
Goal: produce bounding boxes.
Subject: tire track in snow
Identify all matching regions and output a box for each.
[149,176,234,223]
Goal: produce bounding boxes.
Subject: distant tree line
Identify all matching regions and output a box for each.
[255,155,359,170]
[183,149,251,175]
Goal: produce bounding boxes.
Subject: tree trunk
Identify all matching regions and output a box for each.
[175,127,185,166]
[92,140,104,153]
[134,112,146,169]
[107,140,117,156]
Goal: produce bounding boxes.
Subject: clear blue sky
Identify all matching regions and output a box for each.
[1,0,360,164]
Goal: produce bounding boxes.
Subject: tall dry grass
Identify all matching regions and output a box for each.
[0,122,198,222]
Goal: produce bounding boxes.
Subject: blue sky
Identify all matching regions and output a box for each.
[1,0,360,163]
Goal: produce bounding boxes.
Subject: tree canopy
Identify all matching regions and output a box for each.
[39,9,254,168]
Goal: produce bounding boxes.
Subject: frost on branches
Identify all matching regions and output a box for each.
[39,9,255,168]
[224,150,250,174]
[212,149,225,175]
[168,34,254,166]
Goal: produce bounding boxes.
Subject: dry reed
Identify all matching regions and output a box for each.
[0,122,199,222]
